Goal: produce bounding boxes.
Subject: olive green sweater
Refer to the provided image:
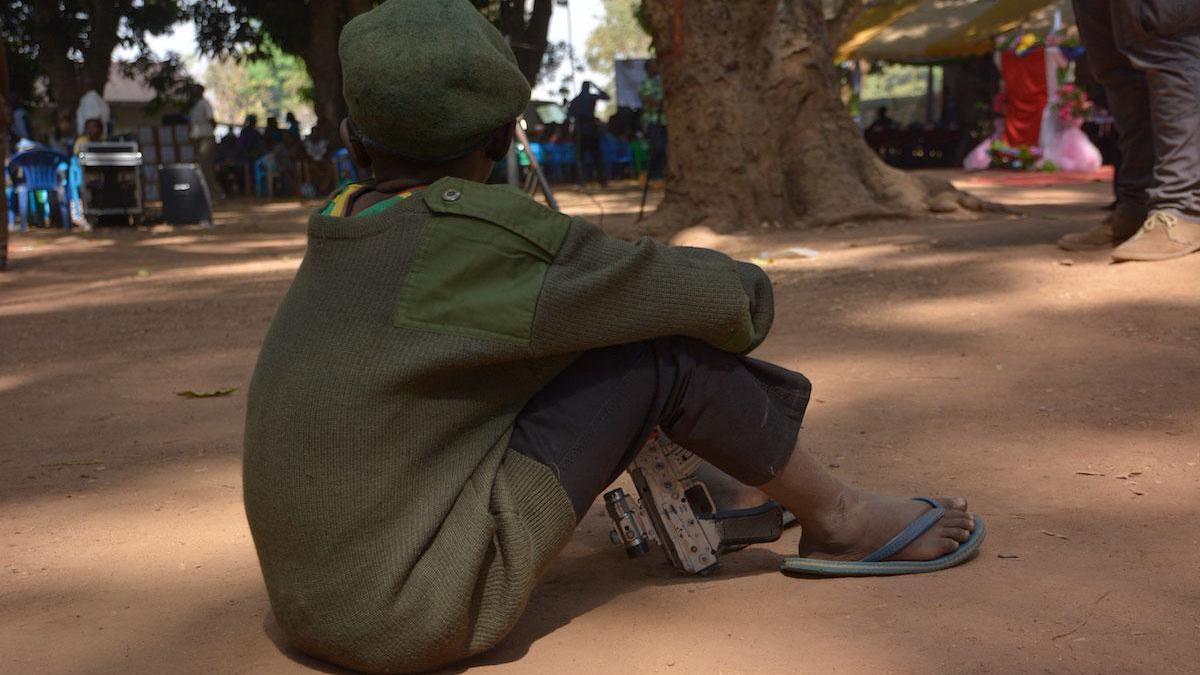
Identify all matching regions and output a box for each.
[243,177,774,673]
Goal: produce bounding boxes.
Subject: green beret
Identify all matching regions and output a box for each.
[339,0,531,162]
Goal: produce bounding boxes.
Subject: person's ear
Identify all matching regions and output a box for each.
[341,118,372,169]
[484,123,516,162]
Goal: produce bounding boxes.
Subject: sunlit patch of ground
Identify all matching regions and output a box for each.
[2,172,1198,673]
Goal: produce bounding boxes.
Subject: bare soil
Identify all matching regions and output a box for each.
[2,172,1198,674]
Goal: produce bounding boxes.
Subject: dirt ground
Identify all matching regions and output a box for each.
[2,172,1198,674]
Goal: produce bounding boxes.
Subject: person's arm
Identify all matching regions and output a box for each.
[402,181,772,357]
[530,217,773,356]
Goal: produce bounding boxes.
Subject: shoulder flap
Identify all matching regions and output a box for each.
[424,177,571,258]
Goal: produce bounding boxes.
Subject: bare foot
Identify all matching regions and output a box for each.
[695,462,772,511]
[797,491,975,562]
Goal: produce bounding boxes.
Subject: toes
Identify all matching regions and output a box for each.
[941,526,972,543]
[941,513,975,531]
[934,496,969,512]
[939,537,961,553]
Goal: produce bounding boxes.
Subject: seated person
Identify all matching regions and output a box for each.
[866,106,897,133]
[302,130,336,196]
[215,132,246,197]
[242,2,984,673]
[271,131,302,196]
[72,117,105,155]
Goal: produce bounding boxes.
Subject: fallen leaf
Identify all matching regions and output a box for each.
[175,387,238,399]
[1074,471,1105,476]
[1040,529,1069,540]
[1114,471,1142,480]
[997,554,1021,559]
[1128,487,1146,496]
[1058,259,1075,266]
[40,459,104,467]
[135,268,151,277]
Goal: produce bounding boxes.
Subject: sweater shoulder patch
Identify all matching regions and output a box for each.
[423,177,571,258]
[396,180,570,345]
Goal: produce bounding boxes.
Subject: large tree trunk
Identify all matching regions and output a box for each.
[302,0,373,143]
[303,1,346,143]
[501,0,554,85]
[32,0,119,124]
[641,0,965,233]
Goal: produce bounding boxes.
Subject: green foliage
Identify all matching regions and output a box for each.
[861,63,938,101]
[204,42,314,128]
[118,53,197,114]
[2,0,184,104]
[585,0,652,74]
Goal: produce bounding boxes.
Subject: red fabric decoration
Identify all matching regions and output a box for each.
[1000,48,1047,148]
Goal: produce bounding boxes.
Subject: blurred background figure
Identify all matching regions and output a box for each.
[568,80,610,188]
[74,74,110,137]
[187,83,222,199]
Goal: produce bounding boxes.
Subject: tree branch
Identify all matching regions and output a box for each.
[825,0,865,47]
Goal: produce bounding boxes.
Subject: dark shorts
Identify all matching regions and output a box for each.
[510,337,812,520]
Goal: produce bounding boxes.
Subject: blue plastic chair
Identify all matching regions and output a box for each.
[558,143,577,182]
[7,150,70,231]
[601,134,633,179]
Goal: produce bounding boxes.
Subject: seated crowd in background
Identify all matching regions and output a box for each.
[214,112,336,198]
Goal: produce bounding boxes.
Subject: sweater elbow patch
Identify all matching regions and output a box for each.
[394,215,558,345]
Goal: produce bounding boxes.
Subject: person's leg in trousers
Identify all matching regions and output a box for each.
[584,131,608,187]
[1113,4,1200,217]
[1109,0,1200,260]
[1061,0,1155,251]
[510,337,975,561]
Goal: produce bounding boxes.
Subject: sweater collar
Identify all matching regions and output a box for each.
[308,189,431,240]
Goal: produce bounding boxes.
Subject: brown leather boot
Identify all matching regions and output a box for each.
[1112,211,1200,262]
[1057,205,1147,251]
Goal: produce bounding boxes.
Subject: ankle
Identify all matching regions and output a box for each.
[799,485,858,538]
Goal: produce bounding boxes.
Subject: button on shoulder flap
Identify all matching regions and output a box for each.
[397,178,574,344]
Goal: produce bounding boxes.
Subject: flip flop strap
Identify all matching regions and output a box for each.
[861,497,944,563]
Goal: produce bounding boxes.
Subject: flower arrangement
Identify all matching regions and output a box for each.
[1055,83,1094,125]
[989,141,1051,171]
[998,31,1082,57]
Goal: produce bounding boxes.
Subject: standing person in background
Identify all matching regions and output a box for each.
[187,83,222,200]
[237,114,265,189]
[568,80,610,188]
[238,114,264,158]
[264,116,283,151]
[639,59,668,182]
[1060,0,1200,261]
[285,112,302,140]
[9,92,32,151]
[75,74,110,136]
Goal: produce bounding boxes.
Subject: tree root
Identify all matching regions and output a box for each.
[919,174,1014,215]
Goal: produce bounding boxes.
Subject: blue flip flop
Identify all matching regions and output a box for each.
[780,497,986,577]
